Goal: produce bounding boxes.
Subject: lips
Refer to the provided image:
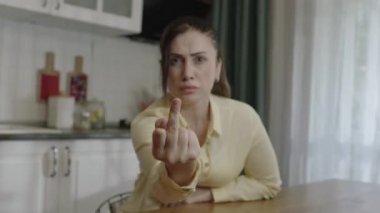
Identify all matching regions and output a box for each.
[179,85,199,94]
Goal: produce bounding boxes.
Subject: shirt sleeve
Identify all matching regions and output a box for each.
[211,111,282,202]
[131,116,202,205]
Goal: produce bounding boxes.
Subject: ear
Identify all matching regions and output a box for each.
[215,59,222,82]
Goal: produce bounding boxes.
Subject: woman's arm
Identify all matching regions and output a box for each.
[184,187,213,204]
[131,99,202,205]
[211,114,281,202]
[133,143,202,204]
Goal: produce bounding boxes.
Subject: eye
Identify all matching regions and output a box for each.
[194,55,207,64]
[169,57,182,66]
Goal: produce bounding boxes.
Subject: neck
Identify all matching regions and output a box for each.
[177,95,212,146]
[181,97,210,127]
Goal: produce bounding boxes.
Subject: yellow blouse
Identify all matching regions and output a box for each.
[122,95,281,212]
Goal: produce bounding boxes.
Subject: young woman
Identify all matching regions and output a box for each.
[123,17,281,212]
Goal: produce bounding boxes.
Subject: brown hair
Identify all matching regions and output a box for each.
[160,16,231,98]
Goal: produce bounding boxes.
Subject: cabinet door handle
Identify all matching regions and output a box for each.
[64,146,71,177]
[50,146,58,178]
[42,0,48,7]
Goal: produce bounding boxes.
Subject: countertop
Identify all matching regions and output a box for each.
[0,123,130,140]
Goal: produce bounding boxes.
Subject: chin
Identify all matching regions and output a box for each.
[180,95,197,104]
[177,93,209,106]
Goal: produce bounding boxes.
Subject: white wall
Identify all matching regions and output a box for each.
[0,18,161,123]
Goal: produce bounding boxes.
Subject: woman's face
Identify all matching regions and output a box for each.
[166,30,221,106]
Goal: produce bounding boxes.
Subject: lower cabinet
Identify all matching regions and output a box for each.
[0,139,139,213]
[0,141,53,213]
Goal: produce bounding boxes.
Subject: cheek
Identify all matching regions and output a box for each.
[199,65,217,84]
[166,69,181,88]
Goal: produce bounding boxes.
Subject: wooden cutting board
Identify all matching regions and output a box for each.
[39,52,60,101]
[68,55,87,102]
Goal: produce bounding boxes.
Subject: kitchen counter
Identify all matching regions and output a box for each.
[0,124,130,140]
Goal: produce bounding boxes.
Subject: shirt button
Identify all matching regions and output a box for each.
[204,162,209,167]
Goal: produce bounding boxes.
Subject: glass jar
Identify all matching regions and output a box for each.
[73,102,91,131]
[73,99,106,130]
[86,99,106,129]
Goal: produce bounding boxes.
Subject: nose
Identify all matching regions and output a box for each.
[182,60,195,81]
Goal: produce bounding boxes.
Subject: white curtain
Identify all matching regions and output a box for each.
[269,0,380,186]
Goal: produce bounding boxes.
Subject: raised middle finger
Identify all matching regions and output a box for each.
[166,98,181,146]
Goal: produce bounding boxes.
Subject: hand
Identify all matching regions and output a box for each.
[152,98,201,185]
[161,188,213,208]
[184,187,213,204]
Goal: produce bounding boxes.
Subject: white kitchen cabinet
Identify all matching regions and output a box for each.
[0,0,47,13]
[0,0,143,35]
[0,139,139,213]
[0,141,59,213]
[58,139,139,213]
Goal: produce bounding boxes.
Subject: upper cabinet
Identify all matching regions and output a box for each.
[0,0,48,16]
[0,0,143,36]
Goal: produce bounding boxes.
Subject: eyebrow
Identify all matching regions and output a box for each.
[169,51,207,57]
[190,51,207,56]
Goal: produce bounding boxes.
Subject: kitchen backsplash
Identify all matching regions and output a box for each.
[0,18,161,123]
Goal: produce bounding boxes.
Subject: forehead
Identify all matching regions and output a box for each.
[169,30,215,54]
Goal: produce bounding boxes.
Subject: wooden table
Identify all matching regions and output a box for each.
[148,179,380,213]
